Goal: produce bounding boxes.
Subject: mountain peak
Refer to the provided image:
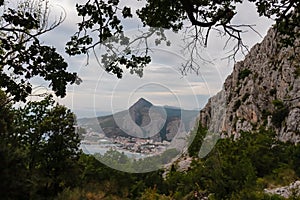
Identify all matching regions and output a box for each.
[137,97,151,103]
[130,98,153,110]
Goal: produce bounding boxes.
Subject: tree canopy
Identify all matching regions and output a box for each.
[0,0,299,100]
[0,0,78,102]
[66,0,299,78]
[0,93,81,199]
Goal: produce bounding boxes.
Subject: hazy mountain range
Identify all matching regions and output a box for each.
[77,98,199,142]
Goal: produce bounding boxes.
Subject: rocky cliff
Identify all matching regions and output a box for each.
[199,29,300,142]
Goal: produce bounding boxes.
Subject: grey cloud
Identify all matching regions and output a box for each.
[50,0,275,118]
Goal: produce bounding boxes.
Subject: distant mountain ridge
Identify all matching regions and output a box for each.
[77,98,199,142]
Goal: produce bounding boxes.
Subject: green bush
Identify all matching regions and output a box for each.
[233,99,241,111]
[295,66,300,78]
[188,124,207,157]
[270,88,277,96]
[242,93,250,102]
[272,99,285,108]
[238,69,252,80]
[271,99,289,128]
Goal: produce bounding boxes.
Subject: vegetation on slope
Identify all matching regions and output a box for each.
[1,91,299,199]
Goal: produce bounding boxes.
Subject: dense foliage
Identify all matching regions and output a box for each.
[48,125,300,199]
[67,0,300,77]
[0,0,77,102]
[0,94,80,199]
[1,88,300,199]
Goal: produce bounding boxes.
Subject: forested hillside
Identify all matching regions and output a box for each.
[2,95,299,200]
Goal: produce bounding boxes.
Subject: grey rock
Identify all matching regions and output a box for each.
[199,28,300,142]
[264,180,300,198]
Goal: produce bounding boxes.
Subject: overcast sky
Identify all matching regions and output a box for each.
[29,0,274,118]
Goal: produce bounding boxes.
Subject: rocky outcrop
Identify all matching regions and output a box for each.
[264,180,300,198]
[129,98,153,127]
[199,29,300,142]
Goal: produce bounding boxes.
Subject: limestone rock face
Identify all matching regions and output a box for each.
[199,29,300,142]
[264,180,300,198]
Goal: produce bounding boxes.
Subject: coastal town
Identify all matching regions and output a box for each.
[81,130,171,155]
